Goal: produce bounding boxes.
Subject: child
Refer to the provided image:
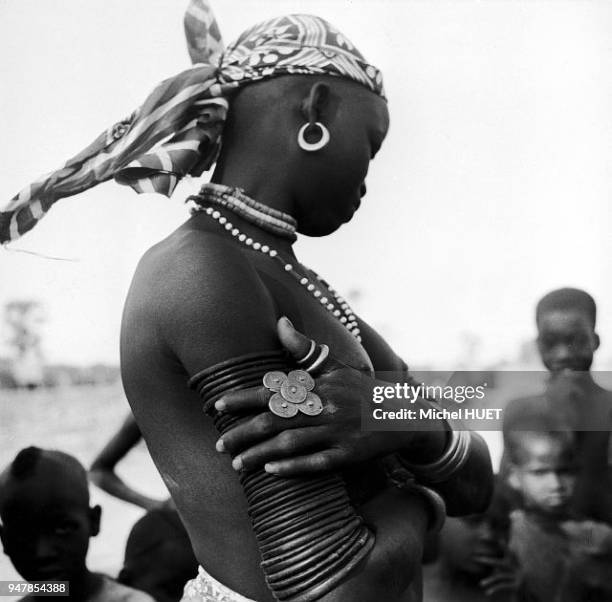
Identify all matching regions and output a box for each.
[0,447,154,602]
[90,413,198,601]
[423,476,515,601]
[118,501,198,602]
[503,288,612,524]
[506,427,612,601]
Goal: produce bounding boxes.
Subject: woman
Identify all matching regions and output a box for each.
[1,2,492,600]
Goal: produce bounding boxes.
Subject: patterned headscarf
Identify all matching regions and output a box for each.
[0,0,384,244]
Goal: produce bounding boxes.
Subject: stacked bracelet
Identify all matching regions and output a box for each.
[189,350,375,602]
[399,423,471,484]
[382,454,446,534]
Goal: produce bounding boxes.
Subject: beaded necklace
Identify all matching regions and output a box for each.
[188,183,297,241]
[190,186,361,342]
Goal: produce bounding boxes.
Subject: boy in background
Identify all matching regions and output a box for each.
[0,447,154,602]
[91,413,197,601]
[423,476,515,601]
[506,426,612,601]
[503,287,612,524]
[118,503,198,602]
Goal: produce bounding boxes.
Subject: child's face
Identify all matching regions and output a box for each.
[440,514,503,576]
[0,477,99,583]
[510,435,576,516]
[537,309,598,374]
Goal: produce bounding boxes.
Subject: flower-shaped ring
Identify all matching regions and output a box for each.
[263,370,323,418]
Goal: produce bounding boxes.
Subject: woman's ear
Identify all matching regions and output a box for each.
[300,81,331,123]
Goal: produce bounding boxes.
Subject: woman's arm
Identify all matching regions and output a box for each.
[218,319,493,516]
[351,315,494,515]
[89,413,165,510]
[404,430,493,516]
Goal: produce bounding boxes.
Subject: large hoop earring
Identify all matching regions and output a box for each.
[297,122,330,152]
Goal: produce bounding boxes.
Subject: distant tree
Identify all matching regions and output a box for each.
[4,300,45,388]
[458,331,482,369]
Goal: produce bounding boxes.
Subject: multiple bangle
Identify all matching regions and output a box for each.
[397,423,472,484]
[382,418,472,533]
[382,453,447,534]
[189,350,287,416]
[190,349,474,582]
[189,350,375,602]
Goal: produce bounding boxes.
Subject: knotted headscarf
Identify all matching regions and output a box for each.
[0,0,384,244]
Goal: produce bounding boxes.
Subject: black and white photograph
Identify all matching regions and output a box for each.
[1,1,611,601]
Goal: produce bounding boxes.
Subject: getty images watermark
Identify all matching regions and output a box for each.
[359,371,612,432]
[371,381,501,422]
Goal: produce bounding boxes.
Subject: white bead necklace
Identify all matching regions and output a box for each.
[202,206,362,342]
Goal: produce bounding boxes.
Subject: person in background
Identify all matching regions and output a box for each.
[0,447,154,602]
[423,476,515,602]
[505,425,612,601]
[90,415,198,601]
[118,505,198,602]
[503,287,612,525]
[89,413,166,511]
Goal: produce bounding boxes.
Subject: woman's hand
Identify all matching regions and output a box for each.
[214,317,444,476]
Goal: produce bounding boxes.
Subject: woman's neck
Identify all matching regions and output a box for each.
[191,194,298,260]
[211,162,296,218]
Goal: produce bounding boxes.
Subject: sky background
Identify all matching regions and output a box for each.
[1,0,611,369]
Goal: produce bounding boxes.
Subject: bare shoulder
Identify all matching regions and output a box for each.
[123,224,279,375]
[130,225,258,301]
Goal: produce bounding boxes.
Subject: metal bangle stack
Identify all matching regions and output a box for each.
[189,350,374,602]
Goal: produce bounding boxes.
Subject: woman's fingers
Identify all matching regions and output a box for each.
[217,411,278,455]
[218,411,327,456]
[234,426,330,471]
[277,316,314,362]
[215,386,269,413]
[277,316,347,373]
[264,448,347,476]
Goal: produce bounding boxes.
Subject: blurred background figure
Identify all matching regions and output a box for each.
[505,425,612,601]
[3,300,44,389]
[90,414,167,511]
[0,447,154,602]
[423,476,515,601]
[503,288,612,524]
[90,414,197,601]
[118,504,199,602]
[505,427,577,601]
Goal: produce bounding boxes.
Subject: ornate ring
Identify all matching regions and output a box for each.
[263,369,323,418]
